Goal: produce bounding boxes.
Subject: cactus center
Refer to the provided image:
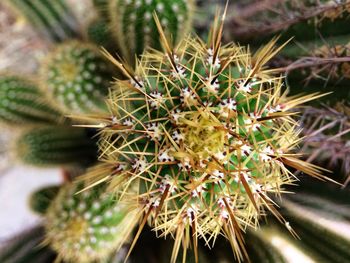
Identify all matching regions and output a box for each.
[178,112,226,159]
[63,218,88,243]
[58,61,79,81]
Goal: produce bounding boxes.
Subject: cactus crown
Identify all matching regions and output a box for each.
[81,14,327,262]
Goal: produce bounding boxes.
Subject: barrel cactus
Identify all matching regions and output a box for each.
[40,41,114,114]
[109,0,194,63]
[45,183,139,263]
[82,16,328,262]
[0,75,61,125]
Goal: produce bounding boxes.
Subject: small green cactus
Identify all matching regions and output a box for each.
[85,16,326,262]
[109,0,194,63]
[40,41,114,114]
[15,126,97,166]
[0,75,61,125]
[45,183,139,263]
[6,0,80,42]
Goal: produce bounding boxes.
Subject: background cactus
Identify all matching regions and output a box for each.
[15,126,97,166]
[83,16,328,262]
[109,0,194,63]
[300,103,350,185]
[5,0,80,42]
[40,41,114,114]
[0,75,61,125]
[45,183,139,263]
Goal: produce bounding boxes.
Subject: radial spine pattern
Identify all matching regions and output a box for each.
[91,16,326,262]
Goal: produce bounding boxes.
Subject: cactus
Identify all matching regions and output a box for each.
[5,0,80,42]
[40,41,114,114]
[45,183,139,263]
[15,126,97,166]
[0,75,61,125]
[82,15,328,262]
[109,0,194,63]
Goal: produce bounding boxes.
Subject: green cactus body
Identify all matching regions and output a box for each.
[16,126,97,166]
[6,0,79,42]
[88,16,324,262]
[109,0,194,63]
[45,183,139,263]
[0,75,61,125]
[41,41,113,114]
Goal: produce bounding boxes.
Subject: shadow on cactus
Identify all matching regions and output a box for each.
[63,13,338,263]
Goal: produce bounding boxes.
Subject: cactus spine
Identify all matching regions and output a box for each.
[40,41,114,114]
[0,75,61,125]
[109,0,194,63]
